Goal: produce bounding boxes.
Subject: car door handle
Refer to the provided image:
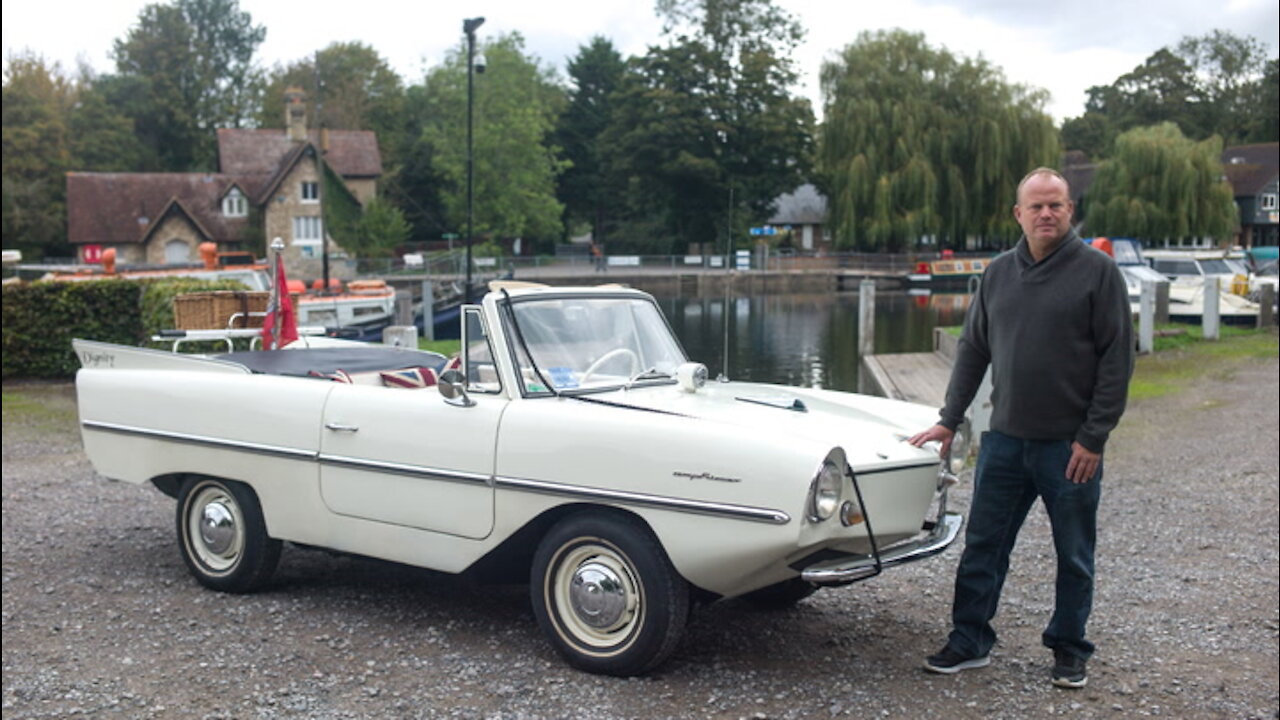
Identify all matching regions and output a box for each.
[324,422,359,433]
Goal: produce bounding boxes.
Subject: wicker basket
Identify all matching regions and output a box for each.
[173,291,269,330]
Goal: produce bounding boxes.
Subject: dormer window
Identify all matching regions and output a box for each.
[301,181,319,203]
[1262,194,1278,211]
[222,188,247,217]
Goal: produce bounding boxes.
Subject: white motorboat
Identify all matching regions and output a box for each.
[1101,239,1261,325]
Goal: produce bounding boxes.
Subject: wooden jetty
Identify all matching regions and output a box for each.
[860,328,958,409]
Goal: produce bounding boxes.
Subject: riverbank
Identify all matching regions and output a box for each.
[2,331,1276,719]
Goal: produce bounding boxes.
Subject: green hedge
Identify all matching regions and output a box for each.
[2,278,253,380]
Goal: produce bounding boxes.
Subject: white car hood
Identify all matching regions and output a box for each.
[590,380,942,471]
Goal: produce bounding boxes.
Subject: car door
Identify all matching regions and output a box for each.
[318,382,505,539]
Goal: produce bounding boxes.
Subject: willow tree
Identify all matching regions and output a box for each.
[818,30,1058,251]
[1084,122,1237,242]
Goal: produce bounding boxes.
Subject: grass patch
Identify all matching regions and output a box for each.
[419,339,462,356]
[1,386,79,435]
[1131,324,1277,400]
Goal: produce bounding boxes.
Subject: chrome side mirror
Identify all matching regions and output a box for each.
[438,369,475,407]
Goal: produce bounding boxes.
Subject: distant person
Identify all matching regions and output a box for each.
[909,167,1134,689]
[591,243,607,273]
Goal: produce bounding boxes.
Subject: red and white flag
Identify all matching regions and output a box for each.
[261,259,299,349]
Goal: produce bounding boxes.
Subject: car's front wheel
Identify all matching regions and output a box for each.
[176,476,280,593]
[531,512,689,676]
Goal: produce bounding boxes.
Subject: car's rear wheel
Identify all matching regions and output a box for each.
[176,476,280,593]
[740,577,820,610]
[531,512,689,676]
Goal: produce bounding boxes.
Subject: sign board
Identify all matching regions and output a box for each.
[474,257,497,267]
[607,255,641,267]
[735,249,751,270]
[83,244,104,263]
[749,226,778,236]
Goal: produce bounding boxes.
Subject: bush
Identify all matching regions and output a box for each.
[2,277,254,380]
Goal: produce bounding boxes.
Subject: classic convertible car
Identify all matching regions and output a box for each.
[73,282,966,676]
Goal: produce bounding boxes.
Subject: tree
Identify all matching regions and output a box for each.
[257,42,408,164]
[2,54,74,257]
[109,0,265,169]
[1176,30,1270,144]
[603,0,814,253]
[2,55,149,259]
[819,30,1058,251]
[1253,59,1279,143]
[408,33,568,246]
[1063,30,1276,157]
[555,37,627,243]
[353,197,412,258]
[1084,123,1236,242]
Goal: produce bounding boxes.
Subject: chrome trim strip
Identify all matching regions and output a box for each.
[81,420,315,461]
[801,512,963,585]
[318,454,493,487]
[851,461,939,476]
[81,421,788,523]
[496,475,791,525]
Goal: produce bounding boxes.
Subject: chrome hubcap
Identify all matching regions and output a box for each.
[199,501,237,555]
[186,484,244,573]
[570,561,627,629]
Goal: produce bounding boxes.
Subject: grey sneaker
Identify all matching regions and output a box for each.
[923,646,990,674]
[1051,648,1088,688]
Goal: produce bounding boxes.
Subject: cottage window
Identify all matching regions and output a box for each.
[1262,194,1277,211]
[222,189,247,217]
[293,216,323,244]
[301,181,320,203]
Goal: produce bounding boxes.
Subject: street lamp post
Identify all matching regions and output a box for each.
[463,16,485,304]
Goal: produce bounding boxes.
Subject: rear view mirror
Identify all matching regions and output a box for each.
[438,369,475,407]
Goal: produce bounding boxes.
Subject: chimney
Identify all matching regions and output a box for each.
[284,86,307,142]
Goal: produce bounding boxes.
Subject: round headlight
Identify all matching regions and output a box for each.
[808,461,843,522]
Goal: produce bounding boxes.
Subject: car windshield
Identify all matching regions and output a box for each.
[1111,240,1143,266]
[506,296,687,394]
[1200,259,1238,275]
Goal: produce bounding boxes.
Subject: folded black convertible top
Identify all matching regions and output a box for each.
[214,347,448,377]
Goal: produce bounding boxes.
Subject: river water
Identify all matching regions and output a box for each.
[656,291,973,393]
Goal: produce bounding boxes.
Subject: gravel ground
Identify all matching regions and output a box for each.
[3,347,1277,720]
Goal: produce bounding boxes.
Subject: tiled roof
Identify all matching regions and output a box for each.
[1221,143,1279,196]
[217,129,382,178]
[66,173,250,246]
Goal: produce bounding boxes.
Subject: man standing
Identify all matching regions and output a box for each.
[910,167,1133,688]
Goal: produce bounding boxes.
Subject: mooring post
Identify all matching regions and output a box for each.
[1138,280,1155,354]
[421,279,435,341]
[1258,285,1275,328]
[858,279,875,359]
[1202,276,1220,340]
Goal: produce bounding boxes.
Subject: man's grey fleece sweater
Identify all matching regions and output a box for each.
[939,233,1134,453]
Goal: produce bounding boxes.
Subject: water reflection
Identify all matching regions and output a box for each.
[657,291,972,393]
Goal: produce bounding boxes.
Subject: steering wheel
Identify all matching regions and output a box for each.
[580,348,641,384]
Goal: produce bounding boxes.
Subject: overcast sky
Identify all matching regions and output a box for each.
[3,0,1277,124]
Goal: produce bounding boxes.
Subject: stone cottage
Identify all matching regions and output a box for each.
[65,88,382,280]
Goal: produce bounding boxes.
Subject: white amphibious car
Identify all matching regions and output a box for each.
[74,283,965,676]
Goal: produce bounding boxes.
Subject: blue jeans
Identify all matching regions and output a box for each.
[947,430,1101,661]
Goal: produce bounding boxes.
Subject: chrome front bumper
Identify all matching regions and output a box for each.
[800,511,963,586]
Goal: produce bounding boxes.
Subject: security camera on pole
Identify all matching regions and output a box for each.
[463,16,485,304]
